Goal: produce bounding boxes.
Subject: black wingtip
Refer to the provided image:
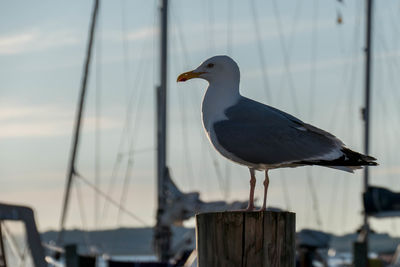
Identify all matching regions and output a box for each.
[297,148,378,168]
[342,148,378,166]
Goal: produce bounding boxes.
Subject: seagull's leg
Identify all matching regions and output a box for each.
[245,168,256,211]
[260,169,270,211]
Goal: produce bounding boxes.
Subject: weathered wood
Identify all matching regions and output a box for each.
[196,211,295,267]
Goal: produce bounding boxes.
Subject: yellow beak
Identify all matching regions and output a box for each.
[177,70,205,82]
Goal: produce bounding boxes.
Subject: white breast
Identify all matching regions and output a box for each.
[200,85,250,166]
[201,85,240,133]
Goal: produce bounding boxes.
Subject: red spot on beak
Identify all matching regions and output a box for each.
[177,70,204,82]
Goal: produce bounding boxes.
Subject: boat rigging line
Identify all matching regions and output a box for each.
[226,0,233,55]
[271,0,300,114]
[276,0,303,106]
[271,0,321,223]
[121,0,132,104]
[1,222,27,266]
[172,9,230,198]
[74,179,93,251]
[250,0,272,103]
[99,43,150,225]
[306,170,323,229]
[205,0,215,55]
[176,71,196,189]
[272,0,303,212]
[76,173,149,226]
[94,0,103,230]
[305,0,323,230]
[327,0,363,232]
[308,0,319,120]
[57,0,100,246]
[117,60,151,224]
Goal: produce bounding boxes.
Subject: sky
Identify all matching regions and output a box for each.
[1,0,400,238]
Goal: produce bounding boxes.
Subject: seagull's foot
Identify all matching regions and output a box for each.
[244,204,256,212]
[258,205,267,212]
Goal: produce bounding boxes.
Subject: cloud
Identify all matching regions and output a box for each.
[242,47,400,79]
[0,105,121,138]
[125,26,157,41]
[243,55,359,78]
[104,16,334,48]
[167,16,335,54]
[0,29,79,55]
[102,26,157,44]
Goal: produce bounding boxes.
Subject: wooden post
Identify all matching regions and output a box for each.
[196,211,295,267]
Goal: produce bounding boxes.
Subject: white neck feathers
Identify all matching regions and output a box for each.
[201,83,240,132]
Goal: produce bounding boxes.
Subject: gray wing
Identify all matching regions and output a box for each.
[213,97,342,165]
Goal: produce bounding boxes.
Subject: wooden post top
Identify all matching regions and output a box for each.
[196,210,295,217]
[196,211,296,267]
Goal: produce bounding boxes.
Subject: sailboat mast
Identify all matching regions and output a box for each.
[57,0,100,245]
[155,0,171,262]
[363,0,373,237]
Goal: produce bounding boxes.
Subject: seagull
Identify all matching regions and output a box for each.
[177,55,377,211]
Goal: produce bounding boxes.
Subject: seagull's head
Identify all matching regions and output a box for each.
[177,55,240,85]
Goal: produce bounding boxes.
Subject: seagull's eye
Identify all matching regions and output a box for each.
[207,63,214,68]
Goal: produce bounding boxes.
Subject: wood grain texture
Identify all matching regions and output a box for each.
[196,211,295,267]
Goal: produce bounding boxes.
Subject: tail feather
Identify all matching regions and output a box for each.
[296,147,378,169]
[327,165,362,173]
[342,147,378,166]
